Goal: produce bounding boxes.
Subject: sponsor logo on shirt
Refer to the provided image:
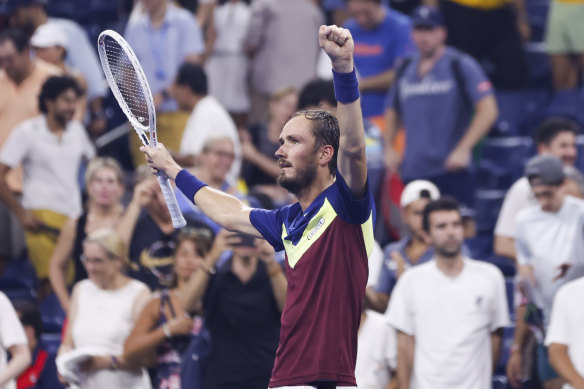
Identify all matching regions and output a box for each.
[475,295,483,308]
[354,43,383,56]
[307,217,325,240]
[401,77,455,99]
[477,80,492,93]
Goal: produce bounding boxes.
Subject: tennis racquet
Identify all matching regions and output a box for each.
[97,29,186,228]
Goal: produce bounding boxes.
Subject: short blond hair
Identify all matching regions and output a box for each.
[84,157,124,187]
[83,228,132,268]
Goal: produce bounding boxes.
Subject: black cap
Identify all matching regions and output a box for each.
[412,6,444,28]
[525,154,566,186]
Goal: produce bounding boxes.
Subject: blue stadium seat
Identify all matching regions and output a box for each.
[0,257,38,291]
[491,91,551,137]
[576,135,584,172]
[544,89,584,128]
[40,333,62,354]
[0,258,39,303]
[477,137,535,190]
[40,293,66,334]
[465,234,494,260]
[3,288,38,304]
[473,189,507,233]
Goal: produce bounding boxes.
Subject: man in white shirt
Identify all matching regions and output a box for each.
[172,63,241,186]
[0,291,31,389]
[508,154,584,389]
[387,197,510,389]
[494,117,582,260]
[0,75,94,291]
[546,276,584,389]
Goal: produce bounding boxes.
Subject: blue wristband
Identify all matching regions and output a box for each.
[332,68,360,104]
[175,169,207,204]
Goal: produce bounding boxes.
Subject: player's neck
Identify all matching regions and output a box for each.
[296,173,336,212]
[149,1,168,28]
[420,45,445,64]
[10,60,34,86]
[231,255,258,284]
[435,255,464,277]
[184,94,203,112]
[88,201,123,219]
[46,113,66,134]
[406,237,429,263]
[149,208,173,231]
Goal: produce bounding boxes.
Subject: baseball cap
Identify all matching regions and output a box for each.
[400,180,440,208]
[412,6,444,28]
[524,154,565,186]
[30,23,68,49]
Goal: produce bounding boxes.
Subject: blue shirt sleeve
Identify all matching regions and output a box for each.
[458,53,494,103]
[331,170,375,225]
[391,15,415,61]
[249,208,285,251]
[180,13,205,55]
[374,245,398,295]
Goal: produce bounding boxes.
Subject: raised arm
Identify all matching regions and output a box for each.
[319,25,367,197]
[141,145,260,236]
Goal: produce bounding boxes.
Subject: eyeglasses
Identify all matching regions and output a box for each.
[80,255,108,265]
[205,149,235,160]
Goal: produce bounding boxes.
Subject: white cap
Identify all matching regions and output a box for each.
[30,23,68,49]
[400,180,440,208]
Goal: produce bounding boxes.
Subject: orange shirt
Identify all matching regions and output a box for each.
[0,59,61,191]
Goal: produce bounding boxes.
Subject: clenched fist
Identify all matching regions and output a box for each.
[318,25,354,74]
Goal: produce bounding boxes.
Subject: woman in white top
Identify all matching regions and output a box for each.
[58,228,151,389]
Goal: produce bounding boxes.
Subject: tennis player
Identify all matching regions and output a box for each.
[142,25,373,389]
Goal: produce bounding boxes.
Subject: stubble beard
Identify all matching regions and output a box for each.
[278,161,318,197]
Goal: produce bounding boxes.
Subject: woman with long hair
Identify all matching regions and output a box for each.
[123,226,219,389]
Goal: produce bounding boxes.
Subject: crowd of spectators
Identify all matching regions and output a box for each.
[1,0,584,388]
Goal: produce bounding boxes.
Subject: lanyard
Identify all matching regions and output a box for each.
[147,21,170,81]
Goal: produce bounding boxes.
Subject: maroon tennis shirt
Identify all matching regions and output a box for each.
[250,171,374,387]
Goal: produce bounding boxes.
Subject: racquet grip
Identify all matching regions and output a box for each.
[156,172,187,228]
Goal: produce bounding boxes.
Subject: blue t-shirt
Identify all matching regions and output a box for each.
[345,7,413,118]
[375,236,472,296]
[386,47,493,181]
[375,237,434,295]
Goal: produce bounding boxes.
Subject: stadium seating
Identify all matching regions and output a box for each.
[477,137,535,190]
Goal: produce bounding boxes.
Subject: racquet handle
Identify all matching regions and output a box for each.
[156,172,187,228]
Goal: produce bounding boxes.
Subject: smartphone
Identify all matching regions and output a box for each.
[232,233,256,248]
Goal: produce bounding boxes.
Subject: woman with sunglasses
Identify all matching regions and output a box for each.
[57,229,151,389]
[123,226,218,389]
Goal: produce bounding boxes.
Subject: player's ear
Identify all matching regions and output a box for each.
[319,145,334,166]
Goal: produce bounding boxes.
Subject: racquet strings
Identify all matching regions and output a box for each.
[102,35,151,144]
